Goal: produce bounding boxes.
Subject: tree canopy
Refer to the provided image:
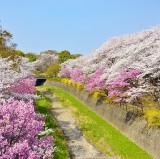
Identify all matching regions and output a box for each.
[58,50,71,64]
[25,52,37,62]
[0,23,17,52]
[45,63,60,77]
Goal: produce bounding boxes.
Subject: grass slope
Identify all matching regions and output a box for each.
[40,85,152,159]
[35,91,69,159]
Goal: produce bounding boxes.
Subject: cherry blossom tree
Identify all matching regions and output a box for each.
[61,27,160,83]
[8,77,39,101]
[0,56,35,102]
[33,53,58,73]
[9,77,36,95]
[85,68,105,92]
[70,67,87,85]
[0,98,54,159]
[58,67,71,78]
[0,56,54,158]
[106,70,141,103]
[59,27,160,103]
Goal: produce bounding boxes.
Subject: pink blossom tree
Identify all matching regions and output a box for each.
[0,56,54,158]
[0,56,32,102]
[106,70,141,103]
[60,27,160,88]
[9,77,36,95]
[8,77,39,101]
[0,98,54,159]
[58,67,71,78]
[70,67,87,85]
[85,68,105,92]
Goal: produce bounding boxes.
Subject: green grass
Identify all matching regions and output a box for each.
[35,90,69,159]
[39,85,153,159]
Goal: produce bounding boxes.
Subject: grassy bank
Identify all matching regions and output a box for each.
[35,90,69,159]
[39,85,152,159]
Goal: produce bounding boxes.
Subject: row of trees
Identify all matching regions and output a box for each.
[59,27,160,104]
[0,22,80,79]
[59,67,143,104]
[61,27,160,83]
[60,66,160,128]
[34,50,81,78]
[45,50,80,77]
[58,27,160,126]
[0,24,54,158]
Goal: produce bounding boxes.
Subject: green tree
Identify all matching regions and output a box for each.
[45,63,60,77]
[0,50,19,61]
[0,22,16,52]
[71,54,81,59]
[58,50,71,63]
[15,50,25,57]
[25,53,37,62]
[0,21,18,61]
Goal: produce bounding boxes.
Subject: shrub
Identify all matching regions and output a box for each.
[61,78,72,85]
[105,97,114,105]
[74,82,84,91]
[92,91,106,99]
[144,109,160,127]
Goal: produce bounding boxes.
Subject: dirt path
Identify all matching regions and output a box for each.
[48,93,109,159]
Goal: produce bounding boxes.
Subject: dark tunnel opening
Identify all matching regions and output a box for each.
[36,78,46,86]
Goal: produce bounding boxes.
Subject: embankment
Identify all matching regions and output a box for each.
[45,81,160,159]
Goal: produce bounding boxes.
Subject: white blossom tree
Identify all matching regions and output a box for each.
[61,27,160,83]
[59,27,160,102]
[33,53,58,72]
[0,56,32,101]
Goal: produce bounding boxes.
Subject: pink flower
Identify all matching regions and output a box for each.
[0,98,54,158]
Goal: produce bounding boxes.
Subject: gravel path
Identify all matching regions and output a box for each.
[49,94,109,159]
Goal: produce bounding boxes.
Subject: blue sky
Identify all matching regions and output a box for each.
[0,0,160,54]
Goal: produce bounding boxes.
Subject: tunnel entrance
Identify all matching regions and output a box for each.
[36,78,46,86]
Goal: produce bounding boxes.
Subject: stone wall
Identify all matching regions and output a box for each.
[45,81,160,159]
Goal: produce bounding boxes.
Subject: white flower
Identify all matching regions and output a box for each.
[60,26,160,87]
